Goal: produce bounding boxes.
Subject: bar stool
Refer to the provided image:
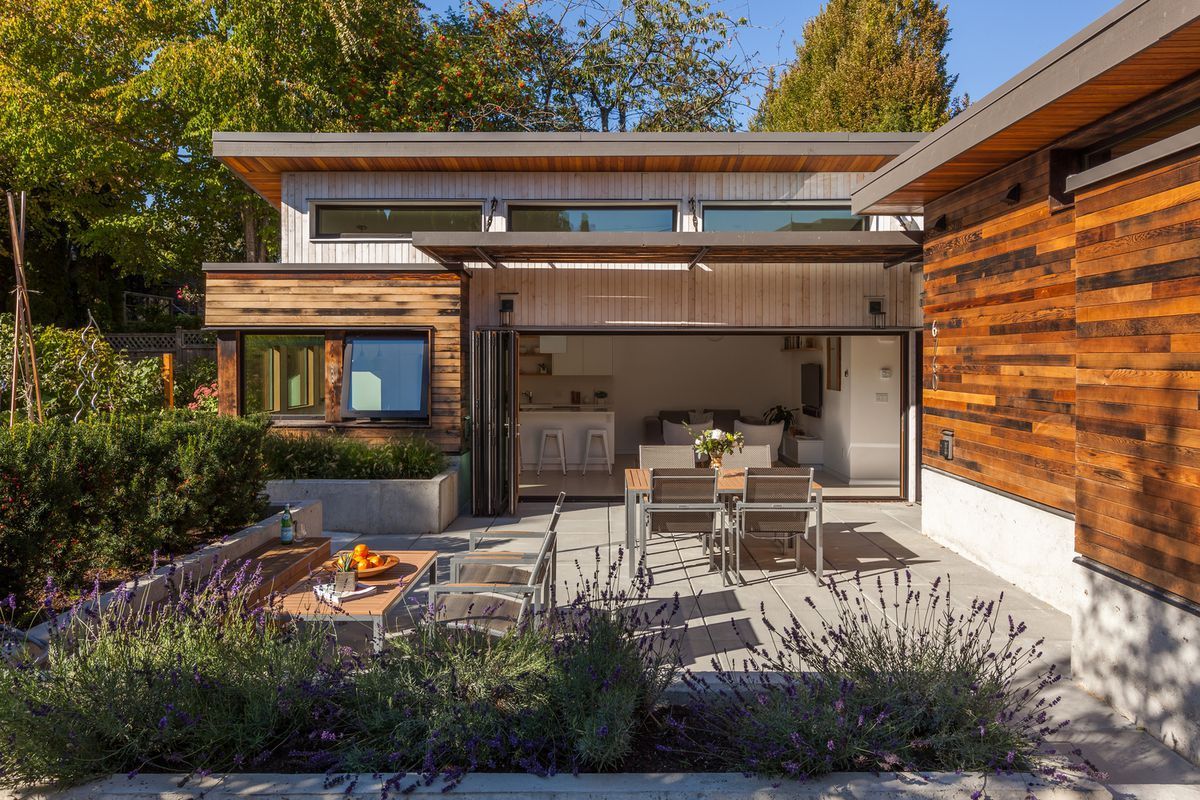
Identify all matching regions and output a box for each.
[582,428,612,475]
[536,429,567,476]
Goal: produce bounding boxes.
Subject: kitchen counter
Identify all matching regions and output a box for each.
[520,410,614,470]
[520,404,610,411]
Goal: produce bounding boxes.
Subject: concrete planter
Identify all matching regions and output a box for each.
[266,467,459,535]
[22,502,323,648]
[6,771,1124,800]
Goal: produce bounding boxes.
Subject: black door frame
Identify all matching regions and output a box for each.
[470,329,519,516]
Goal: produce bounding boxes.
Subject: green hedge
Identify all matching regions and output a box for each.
[0,413,270,612]
[262,431,448,480]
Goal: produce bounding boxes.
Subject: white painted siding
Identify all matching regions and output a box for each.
[279,170,920,329]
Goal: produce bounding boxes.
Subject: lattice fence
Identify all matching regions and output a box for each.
[104,327,215,365]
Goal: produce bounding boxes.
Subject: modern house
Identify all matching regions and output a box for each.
[852,0,1200,765]
[205,0,1200,766]
[206,132,927,512]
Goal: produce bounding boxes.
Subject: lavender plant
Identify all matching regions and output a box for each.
[671,570,1068,778]
[0,560,331,788]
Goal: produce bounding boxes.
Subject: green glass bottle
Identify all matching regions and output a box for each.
[280,504,294,545]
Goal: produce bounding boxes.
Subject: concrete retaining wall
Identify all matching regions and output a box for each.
[920,468,1077,613]
[266,468,458,535]
[1073,561,1200,765]
[11,771,1126,800]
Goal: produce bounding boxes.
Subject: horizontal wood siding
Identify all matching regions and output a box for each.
[1073,148,1200,603]
[205,271,466,451]
[921,151,1078,512]
[470,262,921,329]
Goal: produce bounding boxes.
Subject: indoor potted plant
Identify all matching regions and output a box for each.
[763,404,801,434]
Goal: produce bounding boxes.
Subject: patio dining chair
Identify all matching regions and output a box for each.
[731,467,816,585]
[642,468,723,573]
[639,445,696,469]
[721,444,773,469]
[430,492,564,636]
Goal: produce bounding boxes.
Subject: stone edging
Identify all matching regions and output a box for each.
[4,771,1172,800]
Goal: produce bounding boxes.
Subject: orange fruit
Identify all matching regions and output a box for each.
[352,544,370,558]
[367,555,383,568]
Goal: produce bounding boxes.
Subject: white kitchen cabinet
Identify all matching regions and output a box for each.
[552,336,612,375]
[582,336,613,375]
[552,337,584,374]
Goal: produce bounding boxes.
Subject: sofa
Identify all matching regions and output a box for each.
[642,409,742,445]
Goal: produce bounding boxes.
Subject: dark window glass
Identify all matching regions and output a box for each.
[508,205,676,232]
[1082,103,1200,170]
[314,204,480,238]
[703,205,867,232]
[242,335,325,416]
[343,335,430,420]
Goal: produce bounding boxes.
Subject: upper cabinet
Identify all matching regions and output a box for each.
[552,336,612,375]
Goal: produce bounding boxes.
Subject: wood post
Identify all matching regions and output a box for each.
[161,352,175,409]
[216,332,239,416]
[325,331,344,423]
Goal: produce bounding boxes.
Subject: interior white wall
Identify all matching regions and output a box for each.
[608,335,799,454]
[847,336,903,481]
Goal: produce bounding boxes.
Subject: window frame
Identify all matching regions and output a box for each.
[1079,98,1200,171]
[505,200,681,233]
[699,200,868,233]
[308,199,486,242]
[238,331,328,419]
[340,329,434,423]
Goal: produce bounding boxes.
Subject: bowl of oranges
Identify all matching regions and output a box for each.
[324,544,398,577]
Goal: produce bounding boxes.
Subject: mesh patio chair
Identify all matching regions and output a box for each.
[639,445,696,469]
[431,492,564,636]
[721,445,774,469]
[731,467,816,585]
[642,468,723,573]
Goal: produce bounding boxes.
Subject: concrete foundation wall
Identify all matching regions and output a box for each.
[267,469,459,535]
[920,468,1077,613]
[1073,562,1200,764]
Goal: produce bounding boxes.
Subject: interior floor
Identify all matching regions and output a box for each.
[519,453,903,501]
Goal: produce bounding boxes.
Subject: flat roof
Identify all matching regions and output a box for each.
[212,132,924,208]
[851,0,1200,214]
[409,230,923,267]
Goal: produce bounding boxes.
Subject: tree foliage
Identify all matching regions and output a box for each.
[0,0,759,326]
[753,0,961,133]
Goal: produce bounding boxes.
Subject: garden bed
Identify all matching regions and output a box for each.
[266,469,458,535]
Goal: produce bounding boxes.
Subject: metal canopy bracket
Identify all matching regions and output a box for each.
[688,246,710,270]
[473,247,505,269]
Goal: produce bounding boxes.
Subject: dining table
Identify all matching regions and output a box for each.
[623,467,824,580]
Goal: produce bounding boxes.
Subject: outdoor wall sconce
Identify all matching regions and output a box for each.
[868,297,886,328]
[498,294,516,327]
[1004,183,1022,204]
[940,430,955,461]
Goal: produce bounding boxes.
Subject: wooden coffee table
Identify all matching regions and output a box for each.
[277,550,438,653]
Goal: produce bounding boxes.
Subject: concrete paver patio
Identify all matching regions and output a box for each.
[333,501,1200,794]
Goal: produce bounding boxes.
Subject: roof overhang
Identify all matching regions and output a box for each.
[409,230,923,267]
[212,132,924,208]
[851,0,1200,215]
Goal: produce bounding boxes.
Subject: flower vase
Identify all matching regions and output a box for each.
[710,454,723,469]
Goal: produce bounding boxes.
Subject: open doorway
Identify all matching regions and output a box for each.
[514,332,906,501]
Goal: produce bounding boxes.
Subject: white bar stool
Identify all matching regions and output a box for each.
[536,428,567,476]
[582,428,612,475]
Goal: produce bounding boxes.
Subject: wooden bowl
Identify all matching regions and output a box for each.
[323,552,400,578]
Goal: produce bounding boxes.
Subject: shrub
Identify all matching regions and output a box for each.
[0,413,270,613]
[173,356,217,408]
[0,315,165,421]
[263,431,448,480]
[0,563,330,787]
[671,571,1068,778]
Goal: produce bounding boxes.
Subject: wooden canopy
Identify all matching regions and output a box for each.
[409,230,923,267]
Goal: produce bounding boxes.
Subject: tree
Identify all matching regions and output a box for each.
[753,0,960,132]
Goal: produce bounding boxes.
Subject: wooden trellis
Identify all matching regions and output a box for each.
[6,190,42,426]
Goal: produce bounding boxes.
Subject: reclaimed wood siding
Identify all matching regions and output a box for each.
[469,262,921,328]
[921,151,1078,512]
[205,271,466,451]
[1073,148,1200,603]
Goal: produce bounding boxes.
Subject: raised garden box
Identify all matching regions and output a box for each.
[266,467,459,535]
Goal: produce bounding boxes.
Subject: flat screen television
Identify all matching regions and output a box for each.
[801,362,822,417]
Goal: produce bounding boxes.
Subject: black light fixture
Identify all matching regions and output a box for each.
[867,297,886,328]
[498,294,516,327]
[1004,182,1022,204]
